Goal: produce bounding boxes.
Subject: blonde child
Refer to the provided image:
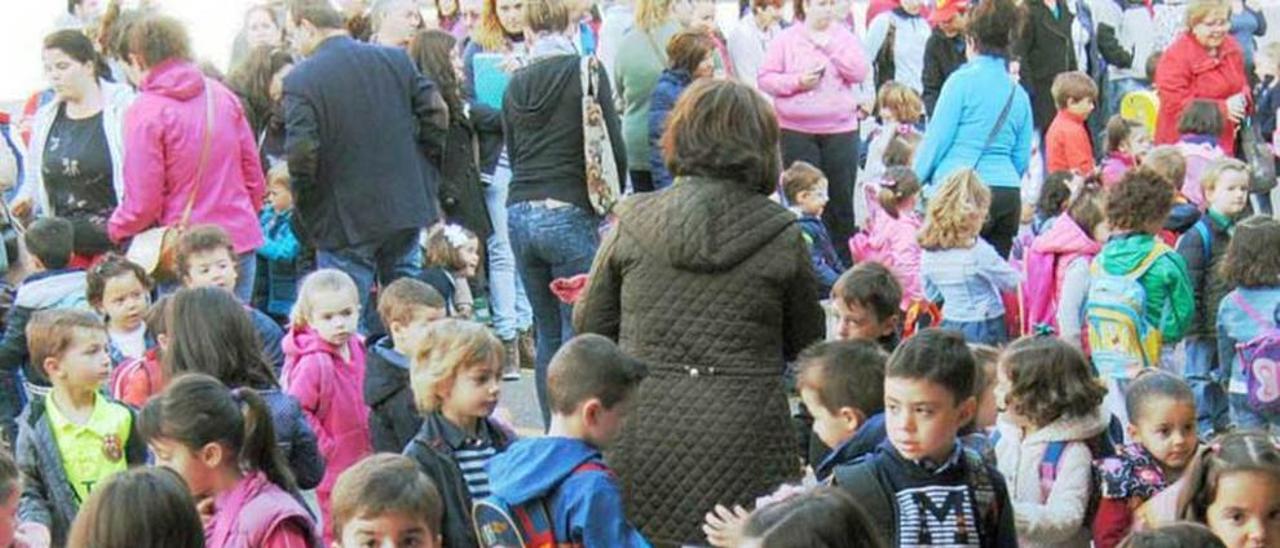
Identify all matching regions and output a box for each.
[919,169,1021,345]
[422,224,482,318]
[1216,216,1280,434]
[139,374,318,546]
[1174,431,1280,547]
[1100,115,1151,188]
[256,162,302,323]
[859,83,924,226]
[1093,370,1198,548]
[403,319,514,548]
[283,269,372,545]
[851,166,923,308]
[992,336,1109,547]
[85,254,153,365]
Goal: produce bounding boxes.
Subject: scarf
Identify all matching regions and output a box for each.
[529,33,580,61]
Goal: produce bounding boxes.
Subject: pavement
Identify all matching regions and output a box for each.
[498,368,546,437]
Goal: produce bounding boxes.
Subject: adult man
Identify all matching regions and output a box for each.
[283,0,448,331]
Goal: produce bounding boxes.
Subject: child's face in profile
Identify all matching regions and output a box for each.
[1209,170,1251,217]
[1067,96,1095,118]
[336,510,439,548]
[884,376,973,463]
[800,387,858,449]
[50,328,111,392]
[456,239,481,278]
[390,305,446,355]
[1205,470,1280,548]
[307,289,360,348]
[797,180,830,217]
[585,395,632,449]
[440,361,502,423]
[1124,128,1152,158]
[268,182,294,214]
[149,437,218,498]
[100,272,150,333]
[833,298,895,342]
[1127,396,1197,471]
[183,248,238,294]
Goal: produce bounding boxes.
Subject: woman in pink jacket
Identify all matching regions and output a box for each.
[758,0,868,265]
[110,14,265,301]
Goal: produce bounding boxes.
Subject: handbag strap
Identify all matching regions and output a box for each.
[974,83,1018,169]
[177,79,216,231]
[643,30,668,65]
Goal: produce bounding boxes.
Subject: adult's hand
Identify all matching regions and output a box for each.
[799,68,822,90]
[1227,93,1248,122]
[9,197,31,221]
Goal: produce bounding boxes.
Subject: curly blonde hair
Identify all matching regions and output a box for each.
[410,319,504,412]
[918,169,991,250]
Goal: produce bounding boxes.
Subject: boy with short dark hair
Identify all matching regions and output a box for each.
[834,329,1017,547]
[795,340,888,481]
[1046,71,1100,174]
[484,334,650,546]
[365,278,446,452]
[831,262,902,352]
[783,161,845,295]
[330,453,444,548]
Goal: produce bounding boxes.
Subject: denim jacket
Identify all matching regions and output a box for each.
[1216,286,1280,394]
[922,239,1022,322]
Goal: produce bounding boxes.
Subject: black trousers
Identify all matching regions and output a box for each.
[983,187,1022,259]
[629,170,655,193]
[780,129,858,265]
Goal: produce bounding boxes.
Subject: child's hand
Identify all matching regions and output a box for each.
[196,496,217,528]
[703,504,751,547]
[13,522,50,548]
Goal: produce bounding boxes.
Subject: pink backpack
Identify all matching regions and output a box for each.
[1179,142,1222,209]
[1021,245,1060,334]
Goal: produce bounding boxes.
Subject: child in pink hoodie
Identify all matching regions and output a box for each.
[1099,115,1151,189]
[140,374,318,548]
[1022,182,1109,347]
[282,269,371,545]
[851,166,924,309]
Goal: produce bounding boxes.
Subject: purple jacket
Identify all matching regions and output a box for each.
[205,471,319,548]
[758,24,868,135]
[110,59,265,254]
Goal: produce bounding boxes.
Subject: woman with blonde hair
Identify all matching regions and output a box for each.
[1154,0,1249,154]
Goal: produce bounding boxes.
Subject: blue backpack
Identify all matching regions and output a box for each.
[1086,244,1172,379]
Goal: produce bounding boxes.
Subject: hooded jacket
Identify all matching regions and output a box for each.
[1154,33,1249,155]
[994,408,1110,547]
[853,186,924,307]
[486,437,650,547]
[647,69,693,191]
[1176,211,1234,338]
[364,335,420,453]
[796,214,844,296]
[109,59,265,254]
[758,23,869,135]
[815,412,887,482]
[1026,214,1102,336]
[1096,233,1195,343]
[574,177,825,544]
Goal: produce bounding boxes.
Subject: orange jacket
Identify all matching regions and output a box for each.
[1046,110,1095,174]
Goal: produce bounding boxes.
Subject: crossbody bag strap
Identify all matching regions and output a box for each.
[178,79,216,231]
[643,30,668,65]
[1233,293,1278,328]
[974,83,1017,169]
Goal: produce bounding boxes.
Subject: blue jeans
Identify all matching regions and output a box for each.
[941,316,1008,346]
[508,201,600,428]
[316,228,423,334]
[1183,337,1229,438]
[485,160,533,341]
[1230,393,1280,437]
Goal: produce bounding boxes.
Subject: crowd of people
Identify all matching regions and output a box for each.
[0,0,1278,546]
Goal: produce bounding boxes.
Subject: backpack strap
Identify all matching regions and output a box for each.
[1039,441,1068,503]
[1194,218,1212,266]
[1128,242,1171,280]
[1232,293,1278,329]
[962,448,1000,545]
[833,460,896,544]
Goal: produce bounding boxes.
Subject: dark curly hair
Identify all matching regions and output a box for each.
[662,79,781,194]
[1105,167,1174,232]
[1002,336,1106,428]
[967,0,1024,57]
[1223,215,1280,288]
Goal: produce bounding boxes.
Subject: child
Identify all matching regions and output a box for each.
[283,269,372,543]
[1175,431,1280,547]
[139,374,318,546]
[1118,523,1226,548]
[1176,158,1250,437]
[1101,115,1151,188]
[1023,182,1108,345]
[1045,71,1100,175]
[0,450,45,548]
[795,340,888,482]
[1175,100,1228,208]
[1143,146,1202,243]
[992,336,1109,546]
[421,224,482,319]
[863,82,925,188]
[1011,171,1074,263]
[366,278,447,453]
[485,334,649,546]
[0,218,89,441]
[85,254,152,364]
[783,161,845,296]
[830,262,902,351]
[919,169,1021,345]
[1215,215,1280,434]
[851,166,923,308]
[403,319,514,548]
[737,487,884,548]
[15,309,146,547]
[65,467,205,548]
[177,225,285,373]
[330,454,443,548]
[167,287,325,492]
[109,296,168,408]
[256,162,301,324]
[833,329,1018,546]
[1091,169,1194,414]
[1093,370,1198,548]
[964,344,1001,463]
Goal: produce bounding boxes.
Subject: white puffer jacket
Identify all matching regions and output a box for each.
[994,406,1110,548]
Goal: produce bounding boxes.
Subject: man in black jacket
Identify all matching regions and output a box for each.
[283,0,448,331]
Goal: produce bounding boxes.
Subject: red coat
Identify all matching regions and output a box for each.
[1154,32,1249,155]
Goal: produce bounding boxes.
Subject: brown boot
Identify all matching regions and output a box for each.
[518,329,536,370]
[501,338,520,381]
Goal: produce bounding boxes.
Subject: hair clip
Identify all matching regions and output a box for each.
[1033,324,1056,337]
[896,124,914,135]
[442,224,469,249]
[879,177,898,189]
[1210,442,1222,454]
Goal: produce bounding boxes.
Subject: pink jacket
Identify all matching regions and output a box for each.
[205,471,319,548]
[758,24,868,134]
[1099,152,1135,189]
[1024,215,1101,333]
[1177,139,1224,209]
[851,182,923,308]
[109,59,265,254]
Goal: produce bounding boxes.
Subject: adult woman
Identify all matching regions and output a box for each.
[914,0,1033,258]
[615,0,681,192]
[504,0,624,425]
[726,0,783,91]
[864,0,930,93]
[759,0,867,264]
[229,4,286,70]
[1155,0,1249,155]
[227,45,294,168]
[463,0,529,99]
[16,30,134,264]
[1013,0,1077,134]
[575,79,825,545]
[648,30,716,189]
[369,0,425,48]
[109,15,265,301]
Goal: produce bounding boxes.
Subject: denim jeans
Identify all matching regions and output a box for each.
[1183,337,1229,438]
[508,201,600,428]
[316,228,423,334]
[485,160,533,341]
[941,316,1008,346]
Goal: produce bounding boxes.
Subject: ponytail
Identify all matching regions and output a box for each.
[231,387,297,494]
[876,166,922,219]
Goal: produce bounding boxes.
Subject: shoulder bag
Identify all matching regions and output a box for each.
[581,56,621,216]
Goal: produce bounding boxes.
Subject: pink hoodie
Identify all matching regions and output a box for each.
[282,326,370,544]
[110,59,265,254]
[851,184,923,308]
[1023,215,1101,334]
[758,23,868,134]
[205,471,318,548]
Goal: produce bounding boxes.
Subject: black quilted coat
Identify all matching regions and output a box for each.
[574,177,826,546]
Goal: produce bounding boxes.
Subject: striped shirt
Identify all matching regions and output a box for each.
[456,439,498,500]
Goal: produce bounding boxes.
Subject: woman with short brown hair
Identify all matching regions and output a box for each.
[575,78,825,545]
[647,30,716,189]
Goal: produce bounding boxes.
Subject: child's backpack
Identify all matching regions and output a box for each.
[109,351,161,406]
[1086,244,1171,380]
[902,298,942,340]
[1037,426,1119,527]
[1228,293,1280,414]
[1021,244,1062,335]
[472,461,611,548]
